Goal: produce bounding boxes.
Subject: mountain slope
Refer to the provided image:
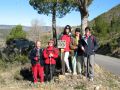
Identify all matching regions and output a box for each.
[89,4,120,58]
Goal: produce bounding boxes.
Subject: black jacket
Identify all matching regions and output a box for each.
[29,48,44,66]
[80,35,98,56]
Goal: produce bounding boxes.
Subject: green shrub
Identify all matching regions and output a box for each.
[14,55,29,65]
[7,25,26,41]
[0,54,29,69]
[0,58,8,69]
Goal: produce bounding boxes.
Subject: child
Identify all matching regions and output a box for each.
[29,41,44,83]
[43,39,59,81]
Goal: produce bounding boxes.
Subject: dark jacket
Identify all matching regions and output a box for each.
[29,48,44,66]
[80,35,98,56]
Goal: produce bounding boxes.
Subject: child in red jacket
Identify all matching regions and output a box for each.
[29,41,44,83]
[43,39,59,81]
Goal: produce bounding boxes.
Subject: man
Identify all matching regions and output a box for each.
[60,25,72,74]
[43,39,59,81]
[81,27,98,81]
[29,41,44,83]
[70,28,84,75]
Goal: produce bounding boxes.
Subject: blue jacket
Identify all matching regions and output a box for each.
[29,48,44,66]
[80,35,98,56]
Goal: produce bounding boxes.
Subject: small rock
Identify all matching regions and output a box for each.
[81,76,87,81]
[94,86,100,90]
[58,75,66,81]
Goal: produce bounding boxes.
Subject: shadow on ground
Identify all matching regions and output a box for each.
[20,67,33,82]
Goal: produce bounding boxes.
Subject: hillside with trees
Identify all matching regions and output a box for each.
[89,4,120,58]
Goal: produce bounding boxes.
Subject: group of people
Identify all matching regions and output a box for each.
[29,25,98,84]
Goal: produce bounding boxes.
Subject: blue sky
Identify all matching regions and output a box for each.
[0,0,119,26]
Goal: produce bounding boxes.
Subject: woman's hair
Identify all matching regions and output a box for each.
[75,28,80,32]
[85,26,91,32]
[63,25,71,35]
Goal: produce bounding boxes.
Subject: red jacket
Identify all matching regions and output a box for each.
[43,46,59,65]
[61,34,71,52]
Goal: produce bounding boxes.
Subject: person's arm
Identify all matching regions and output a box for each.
[43,49,49,59]
[70,37,77,50]
[49,48,59,58]
[40,49,45,66]
[78,38,85,52]
[53,48,59,58]
[29,49,34,60]
[60,35,65,52]
[39,49,43,60]
[29,49,37,65]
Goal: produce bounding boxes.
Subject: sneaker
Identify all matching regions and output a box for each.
[33,82,39,88]
[65,73,70,75]
[73,72,77,75]
[89,77,94,81]
[79,74,82,78]
[40,82,44,85]
[68,69,72,73]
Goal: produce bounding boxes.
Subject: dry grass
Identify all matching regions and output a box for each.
[0,64,120,90]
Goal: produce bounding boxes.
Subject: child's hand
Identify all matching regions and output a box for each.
[49,53,53,57]
[34,57,38,61]
[61,49,64,52]
[74,46,78,49]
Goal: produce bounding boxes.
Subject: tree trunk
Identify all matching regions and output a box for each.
[52,3,57,46]
[81,14,88,35]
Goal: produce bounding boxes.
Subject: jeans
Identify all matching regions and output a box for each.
[45,64,55,81]
[76,55,84,74]
[64,52,71,72]
[72,52,84,74]
[84,55,95,78]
